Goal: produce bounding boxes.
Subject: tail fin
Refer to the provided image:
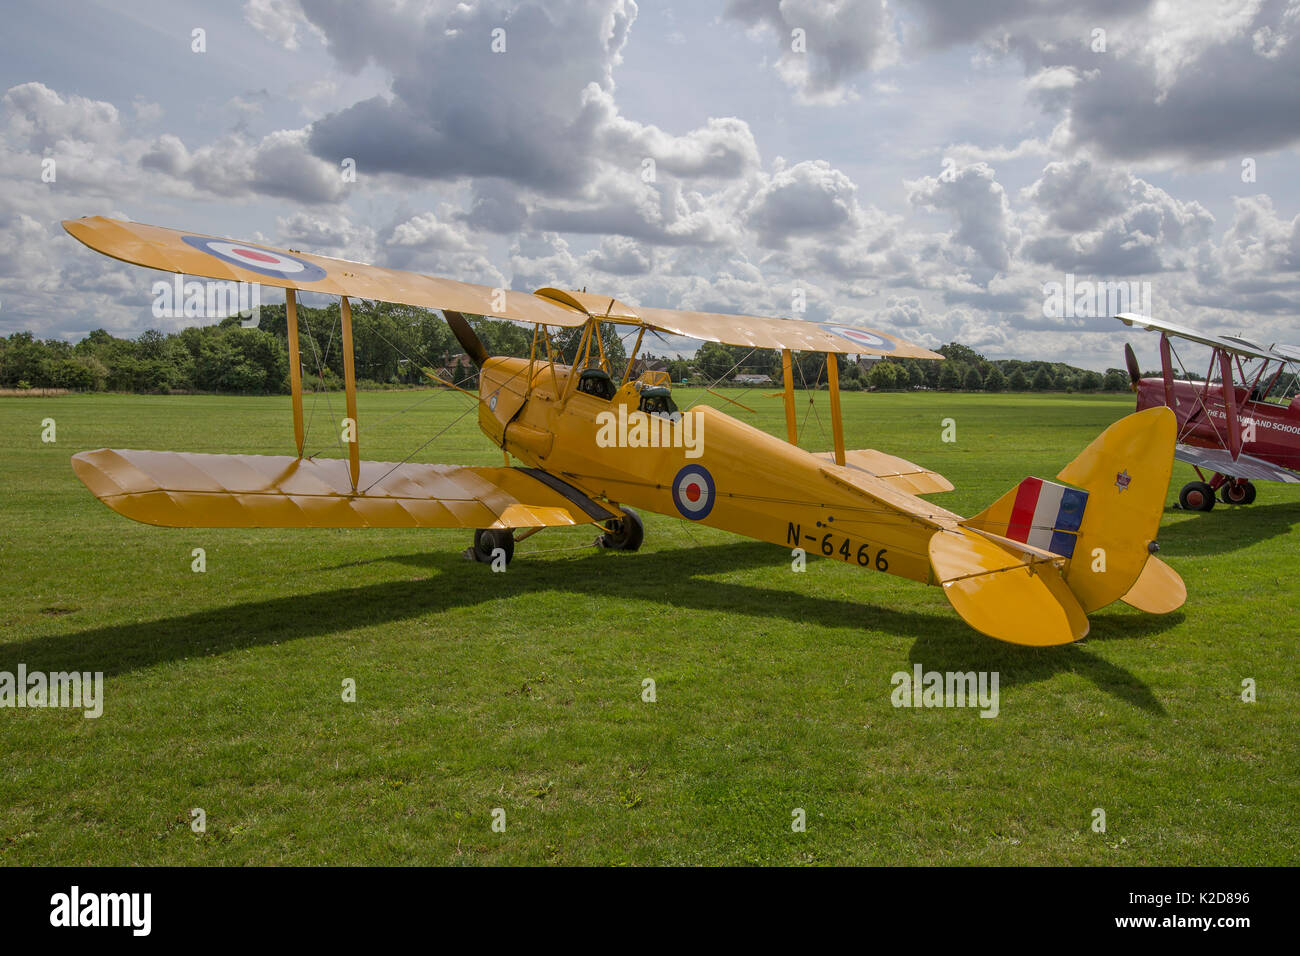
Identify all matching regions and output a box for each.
[1052,406,1180,612]
[930,407,1183,645]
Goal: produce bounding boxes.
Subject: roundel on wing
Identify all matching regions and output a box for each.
[181,236,328,282]
[819,324,895,352]
[672,464,716,520]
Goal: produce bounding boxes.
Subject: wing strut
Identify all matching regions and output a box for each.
[826,353,846,466]
[1219,348,1242,459]
[340,295,360,492]
[285,288,305,457]
[1160,333,1175,406]
[781,349,798,445]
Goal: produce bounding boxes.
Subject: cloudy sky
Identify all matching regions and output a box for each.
[2,0,1298,369]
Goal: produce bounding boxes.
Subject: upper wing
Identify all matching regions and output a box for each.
[1174,443,1300,483]
[63,217,588,328]
[1271,344,1300,364]
[64,217,941,358]
[71,448,618,528]
[1117,313,1280,362]
[630,305,940,358]
[527,287,941,356]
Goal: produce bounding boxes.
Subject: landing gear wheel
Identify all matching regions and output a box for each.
[598,507,644,552]
[468,528,514,564]
[1219,479,1256,505]
[1179,480,1215,512]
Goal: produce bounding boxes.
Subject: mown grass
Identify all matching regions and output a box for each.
[0,388,1296,865]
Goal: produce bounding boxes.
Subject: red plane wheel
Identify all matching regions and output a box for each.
[1219,480,1256,505]
[598,508,644,552]
[1179,481,1215,512]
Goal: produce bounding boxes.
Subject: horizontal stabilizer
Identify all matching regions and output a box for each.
[71,449,615,530]
[1120,555,1186,614]
[928,527,1089,646]
[813,448,953,495]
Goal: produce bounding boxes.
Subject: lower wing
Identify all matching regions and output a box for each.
[72,449,616,529]
[1175,443,1300,483]
[812,448,954,496]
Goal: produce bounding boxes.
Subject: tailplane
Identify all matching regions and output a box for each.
[929,407,1183,645]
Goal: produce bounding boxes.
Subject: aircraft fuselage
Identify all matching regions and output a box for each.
[1135,377,1300,472]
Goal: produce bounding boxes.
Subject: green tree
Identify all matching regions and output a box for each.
[1031,367,1054,391]
[695,341,736,383]
[963,366,983,390]
[867,360,903,389]
[984,366,1007,391]
[937,363,961,390]
[939,342,986,366]
[1009,368,1029,391]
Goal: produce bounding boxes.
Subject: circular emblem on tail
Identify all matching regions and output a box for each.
[672,464,715,520]
[181,236,327,282]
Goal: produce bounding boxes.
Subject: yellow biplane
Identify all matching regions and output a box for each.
[64,216,1186,646]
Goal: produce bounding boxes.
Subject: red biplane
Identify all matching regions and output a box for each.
[1118,313,1300,510]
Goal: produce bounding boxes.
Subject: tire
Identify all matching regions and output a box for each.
[1179,481,1215,512]
[599,507,644,552]
[1219,480,1253,505]
[472,528,514,564]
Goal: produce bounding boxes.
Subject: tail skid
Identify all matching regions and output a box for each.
[929,408,1184,646]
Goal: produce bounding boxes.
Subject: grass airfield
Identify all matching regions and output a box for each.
[1,388,1296,865]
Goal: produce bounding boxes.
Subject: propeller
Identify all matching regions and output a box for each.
[1124,342,1141,390]
[443,310,488,368]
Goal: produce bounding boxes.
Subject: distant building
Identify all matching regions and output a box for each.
[734,373,773,385]
[439,351,478,386]
[630,358,668,377]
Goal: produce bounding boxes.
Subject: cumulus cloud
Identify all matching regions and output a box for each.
[301,0,638,191]
[1188,195,1300,314]
[724,0,898,104]
[244,0,324,51]
[907,163,1019,273]
[141,128,346,204]
[1019,158,1214,275]
[2,0,1299,370]
[745,159,859,249]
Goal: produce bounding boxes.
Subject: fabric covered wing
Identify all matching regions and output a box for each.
[71,449,617,529]
[1116,313,1280,362]
[63,218,942,357]
[812,448,953,495]
[1174,443,1300,482]
[62,217,588,328]
[631,304,942,358]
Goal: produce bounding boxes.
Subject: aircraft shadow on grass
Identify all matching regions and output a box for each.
[1158,501,1300,556]
[8,541,1174,713]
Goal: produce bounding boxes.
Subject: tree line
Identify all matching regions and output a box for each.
[1,303,1153,395]
[689,340,1135,392]
[0,302,626,394]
